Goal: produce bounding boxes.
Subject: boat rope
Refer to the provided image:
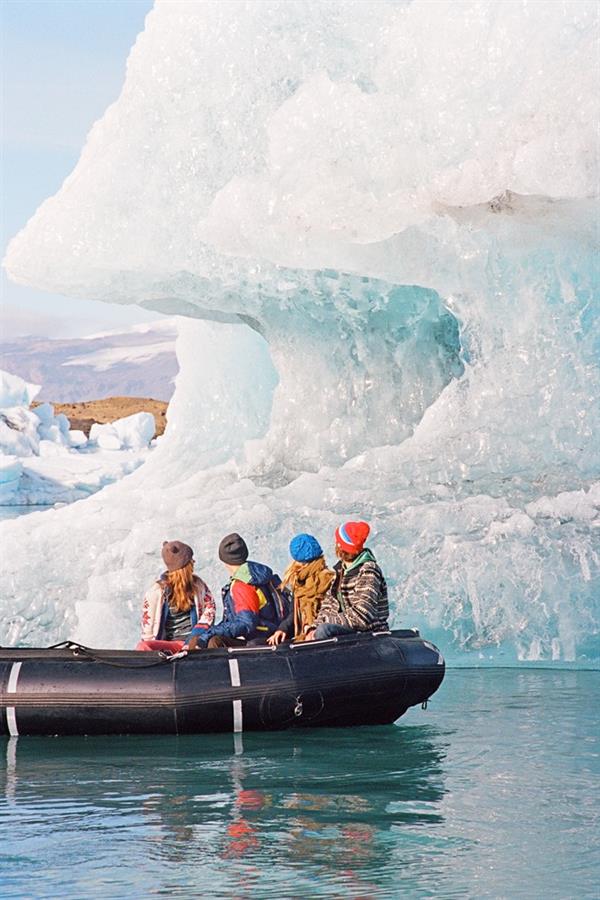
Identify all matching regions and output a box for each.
[46,640,180,668]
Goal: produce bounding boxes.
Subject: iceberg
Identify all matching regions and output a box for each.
[2,0,599,663]
[0,457,23,502]
[0,370,40,408]
[0,369,156,505]
[89,412,156,451]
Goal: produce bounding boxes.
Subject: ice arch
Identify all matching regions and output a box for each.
[2,0,599,662]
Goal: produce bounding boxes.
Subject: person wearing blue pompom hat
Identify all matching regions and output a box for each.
[289,533,323,563]
[267,534,335,645]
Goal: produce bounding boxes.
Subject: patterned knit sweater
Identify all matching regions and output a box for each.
[314,548,389,632]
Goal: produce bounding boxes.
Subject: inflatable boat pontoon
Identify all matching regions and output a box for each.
[0,629,444,736]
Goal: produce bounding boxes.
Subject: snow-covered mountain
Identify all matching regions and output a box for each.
[0,319,178,402]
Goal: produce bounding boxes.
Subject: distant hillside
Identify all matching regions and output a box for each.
[0,320,178,403]
[35,397,169,437]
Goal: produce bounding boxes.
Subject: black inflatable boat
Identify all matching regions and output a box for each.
[0,629,444,736]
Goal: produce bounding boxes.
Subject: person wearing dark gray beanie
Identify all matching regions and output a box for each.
[218,533,249,566]
[187,533,289,650]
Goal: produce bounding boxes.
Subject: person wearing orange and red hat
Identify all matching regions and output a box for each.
[305,521,388,641]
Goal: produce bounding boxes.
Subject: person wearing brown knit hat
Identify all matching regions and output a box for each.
[305,520,389,641]
[162,540,194,571]
[135,540,216,653]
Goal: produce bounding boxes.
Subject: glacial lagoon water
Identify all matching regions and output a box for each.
[0,506,53,522]
[1,668,598,899]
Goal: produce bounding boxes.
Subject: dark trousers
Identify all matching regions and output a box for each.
[313,623,356,640]
[207,635,247,649]
[206,635,269,649]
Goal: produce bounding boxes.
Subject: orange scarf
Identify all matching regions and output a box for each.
[281,556,335,639]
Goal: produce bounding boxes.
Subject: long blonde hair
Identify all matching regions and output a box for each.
[165,562,196,612]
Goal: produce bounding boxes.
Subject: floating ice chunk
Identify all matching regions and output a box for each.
[38,439,70,458]
[1,391,73,456]
[113,412,155,450]
[99,433,122,451]
[90,423,122,451]
[33,403,55,425]
[55,413,71,436]
[10,446,151,505]
[0,457,22,501]
[69,430,88,447]
[89,413,155,451]
[0,407,40,456]
[38,423,69,446]
[0,456,22,483]
[0,370,40,408]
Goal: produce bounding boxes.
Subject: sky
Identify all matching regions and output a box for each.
[0,0,162,339]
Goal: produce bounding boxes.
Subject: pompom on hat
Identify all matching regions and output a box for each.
[289,533,323,563]
[335,521,370,554]
[162,540,194,572]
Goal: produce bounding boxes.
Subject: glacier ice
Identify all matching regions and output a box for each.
[0,458,23,502]
[0,369,155,504]
[0,370,40,408]
[1,0,599,663]
[89,412,155,451]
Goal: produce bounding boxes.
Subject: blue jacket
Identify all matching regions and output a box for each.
[189,561,281,644]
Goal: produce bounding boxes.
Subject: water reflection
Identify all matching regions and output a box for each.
[1,724,448,897]
[2,671,598,899]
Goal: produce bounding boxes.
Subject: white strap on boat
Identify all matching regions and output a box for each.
[228,658,243,732]
[228,658,241,687]
[6,662,22,737]
[291,637,338,649]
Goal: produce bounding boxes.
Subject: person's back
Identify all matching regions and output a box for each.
[268,533,335,645]
[223,558,282,636]
[305,521,389,641]
[136,540,215,652]
[188,533,286,650]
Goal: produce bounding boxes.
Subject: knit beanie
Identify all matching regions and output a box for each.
[218,532,249,565]
[335,521,370,554]
[161,540,194,572]
[289,533,323,563]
